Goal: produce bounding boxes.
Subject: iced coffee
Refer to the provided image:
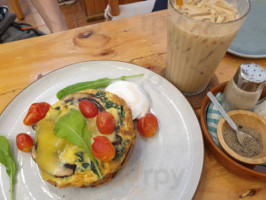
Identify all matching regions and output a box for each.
[166,0,250,95]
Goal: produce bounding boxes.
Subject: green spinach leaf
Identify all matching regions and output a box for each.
[0,136,17,200]
[81,162,90,169]
[75,151,84,162]
[56,74,144,99]
[90,160,99,177]
[113,146,124,161]
[54,109,102,178]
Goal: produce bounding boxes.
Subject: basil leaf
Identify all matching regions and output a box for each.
[54,109,102,178]
[0,136,16,200]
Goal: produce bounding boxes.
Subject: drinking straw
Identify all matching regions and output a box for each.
[176,0,183,6]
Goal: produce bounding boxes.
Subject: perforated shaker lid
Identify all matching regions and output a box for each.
[233,63,266,92]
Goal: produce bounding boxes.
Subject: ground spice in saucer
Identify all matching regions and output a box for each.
[223,125,263,158]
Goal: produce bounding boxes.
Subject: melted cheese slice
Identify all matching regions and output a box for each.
[36,119,79,177]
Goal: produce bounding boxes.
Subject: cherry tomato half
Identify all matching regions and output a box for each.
[23,102,51,126]
[96,111,115,134]
[137,113,158,137]
[16,133,34,153]
[92,136,115,162]
[79,100,98,118]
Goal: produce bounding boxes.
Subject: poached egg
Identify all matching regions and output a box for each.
[105,81,149,120]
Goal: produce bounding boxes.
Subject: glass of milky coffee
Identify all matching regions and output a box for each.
[166,0,250,95]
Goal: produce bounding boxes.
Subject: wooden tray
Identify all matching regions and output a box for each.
[200,82,266,180]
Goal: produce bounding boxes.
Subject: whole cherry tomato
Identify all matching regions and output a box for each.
[92,136,115,162]
[79,100,99,118]
[96,111,115,134]
[137,113,158,137]
[23,102,51,126]
[16,133,34,153]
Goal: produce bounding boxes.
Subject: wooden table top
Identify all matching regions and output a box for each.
[1,10,266,199]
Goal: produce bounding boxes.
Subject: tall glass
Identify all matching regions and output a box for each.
[166,0,250,95]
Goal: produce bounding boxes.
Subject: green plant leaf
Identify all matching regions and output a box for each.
[0,136,17,200]
[56,73,144,99]
[54,109,102,178]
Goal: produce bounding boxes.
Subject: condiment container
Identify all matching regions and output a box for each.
[222,63,266,112]
[217,110,266,165]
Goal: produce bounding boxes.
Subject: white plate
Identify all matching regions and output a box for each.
[228,0,266,58]
[0,61,204,200]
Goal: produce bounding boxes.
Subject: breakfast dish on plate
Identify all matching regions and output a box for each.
[31,89,137,188]
[16,76,157,189]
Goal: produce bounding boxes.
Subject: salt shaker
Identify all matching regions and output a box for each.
[222,63,266,112]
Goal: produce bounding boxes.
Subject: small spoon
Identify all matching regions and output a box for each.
[207,92,252,146]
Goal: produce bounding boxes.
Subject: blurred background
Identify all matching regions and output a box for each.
[2,0,148,34]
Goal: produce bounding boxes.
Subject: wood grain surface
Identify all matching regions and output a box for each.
[82,0,107,15]
[1,10,266,199]
[82,0,144,15]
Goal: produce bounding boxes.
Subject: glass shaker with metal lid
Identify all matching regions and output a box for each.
[222,63,266,112]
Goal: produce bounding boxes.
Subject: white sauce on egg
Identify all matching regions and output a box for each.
[105,81,149,120]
